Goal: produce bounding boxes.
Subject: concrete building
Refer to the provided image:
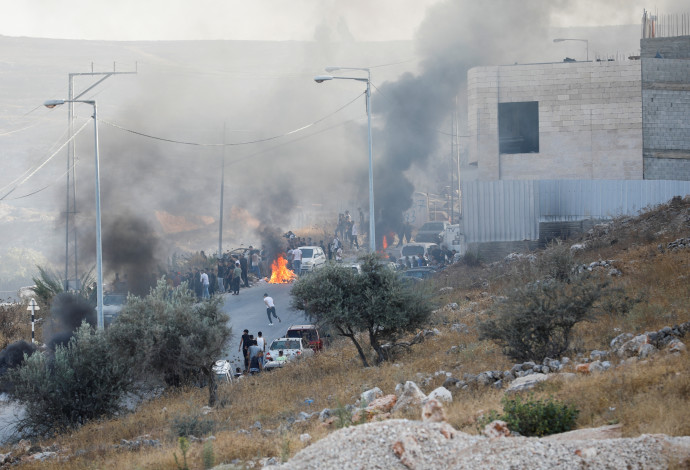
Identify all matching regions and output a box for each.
[466,60,643,181]
[459,34,690,260]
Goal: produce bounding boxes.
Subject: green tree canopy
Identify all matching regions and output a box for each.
[291,254,433,366]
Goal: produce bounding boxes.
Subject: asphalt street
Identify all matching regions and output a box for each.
[218,279,311,371]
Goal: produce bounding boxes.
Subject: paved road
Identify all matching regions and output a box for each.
[218,280,311,371]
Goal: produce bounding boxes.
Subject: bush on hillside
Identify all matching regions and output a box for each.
[106,280,231,405]
[479,277,606,362]
[8,323,131,436]
[291,253,434,366]
[480,395,579,437]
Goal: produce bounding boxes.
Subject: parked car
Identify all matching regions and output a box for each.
[414,221,449,244]
[397,243,439,267]
[286,324,324,351]
[103,293,126,327]
[264,337,314,370]
[298,246,327,273]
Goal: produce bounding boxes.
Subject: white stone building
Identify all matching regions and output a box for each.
[465,60,643,182]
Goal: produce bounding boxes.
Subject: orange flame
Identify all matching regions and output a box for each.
[268,254,297,284]
[382,235,389,250]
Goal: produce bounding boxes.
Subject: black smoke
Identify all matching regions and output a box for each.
[371,0,560,245]
[43,292,96,348]
[0,340,37,391]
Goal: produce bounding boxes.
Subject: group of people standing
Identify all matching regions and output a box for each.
[335,209,361,250]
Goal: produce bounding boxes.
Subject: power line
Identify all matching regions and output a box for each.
[99,91,364,147]
[0,120,91,201]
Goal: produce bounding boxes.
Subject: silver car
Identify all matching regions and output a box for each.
[264,337,314,369]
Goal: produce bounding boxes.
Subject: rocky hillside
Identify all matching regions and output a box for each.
[2,196,689,469]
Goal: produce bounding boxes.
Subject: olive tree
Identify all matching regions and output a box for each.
[106,280,231,406]
[291,254,433,366]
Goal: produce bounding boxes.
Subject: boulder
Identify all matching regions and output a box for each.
[505,373,549,393]
[575,363,591,374]
[365,394,397,414]
[610,333,634,351]
[483,420,511,438]
[392,381,427,413]
[428,387,453,403]
[360,387,383,406]
[421,398,447,423]
[638,343,657,359]
[443,377,460,388]
[667,339,687,354]
[299,434,311,443]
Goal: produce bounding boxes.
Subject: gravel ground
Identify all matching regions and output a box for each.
[270,419,690,469]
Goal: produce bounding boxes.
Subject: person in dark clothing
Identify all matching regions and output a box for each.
[239,255,249,288]
[249,351,263,374]
[193,268,202,299]
[238,329,251,371]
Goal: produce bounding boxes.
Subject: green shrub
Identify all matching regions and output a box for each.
[171,406,217,438]
[480,395,579,437]
[202,441,215,469]
[8,323,131,435]
[537,240,575,282]
[107,279,231,405]
[478,277,605,362]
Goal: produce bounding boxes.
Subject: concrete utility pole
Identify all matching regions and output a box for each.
[63,64,136,291]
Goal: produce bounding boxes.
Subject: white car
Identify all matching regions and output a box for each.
[264,337,314,370]
[297,246,327,273]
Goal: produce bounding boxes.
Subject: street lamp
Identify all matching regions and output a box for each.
[44,98,104,329]
[314,66,376,252]
[553,38,589,61]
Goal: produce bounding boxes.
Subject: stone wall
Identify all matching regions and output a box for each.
[467,61,643,182]
[641,37,690,180]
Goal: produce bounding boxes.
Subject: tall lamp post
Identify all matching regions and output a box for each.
[553,38,589,61]
[314,66,376,252]
[44,99,104,329]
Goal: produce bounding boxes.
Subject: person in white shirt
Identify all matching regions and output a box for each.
[200,270,210,299]
[292,247,302,274]
[264,293,281,325]
[256,331,266,365]
[351,223,359,249]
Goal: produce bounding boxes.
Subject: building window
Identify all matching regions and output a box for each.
[498,101,539,154]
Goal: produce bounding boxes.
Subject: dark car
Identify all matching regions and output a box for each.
[414,222,448,244]
[401,267,437,280]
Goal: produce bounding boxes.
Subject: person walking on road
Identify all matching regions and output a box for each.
[239,329,251,371]
[264,293,281,325]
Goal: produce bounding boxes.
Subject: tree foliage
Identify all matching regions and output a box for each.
[106,280,231,405]
[8,323,131,436]
[479,278,606,362]
[291,254,433,366]
[31,265,95,308]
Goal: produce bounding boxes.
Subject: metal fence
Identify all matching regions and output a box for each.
[462,179,690,243]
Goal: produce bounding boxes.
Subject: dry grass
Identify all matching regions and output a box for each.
[7,203,690,468]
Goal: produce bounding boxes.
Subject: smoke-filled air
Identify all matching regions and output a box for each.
[0,0,688,290]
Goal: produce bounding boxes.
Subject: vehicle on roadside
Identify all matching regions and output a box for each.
[397,243,439,267]
[286,324,324,351]
[263,337,314,370]
[298,246,327,273]
[103,293,126,327]
[414,221,449,244]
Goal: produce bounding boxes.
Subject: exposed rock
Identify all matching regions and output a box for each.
[360,387,383,406]
[668,339,687,354]
[299,434,311,443]
[638,343,657,359]
[442,377,460,388]
[421,398,447,423]
[610,333,634,351]
[576,363,591,374]
[365,394,397,414]
[483,420,511,438]
[505,373,549,393]
[392,382,427,413]
[450,323,469,334]
[392,434,423,470]
[427,387,453,403]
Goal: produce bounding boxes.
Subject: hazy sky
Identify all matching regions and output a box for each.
[2,0,684,42]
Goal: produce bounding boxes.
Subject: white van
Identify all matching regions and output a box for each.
[298,246,327,273]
